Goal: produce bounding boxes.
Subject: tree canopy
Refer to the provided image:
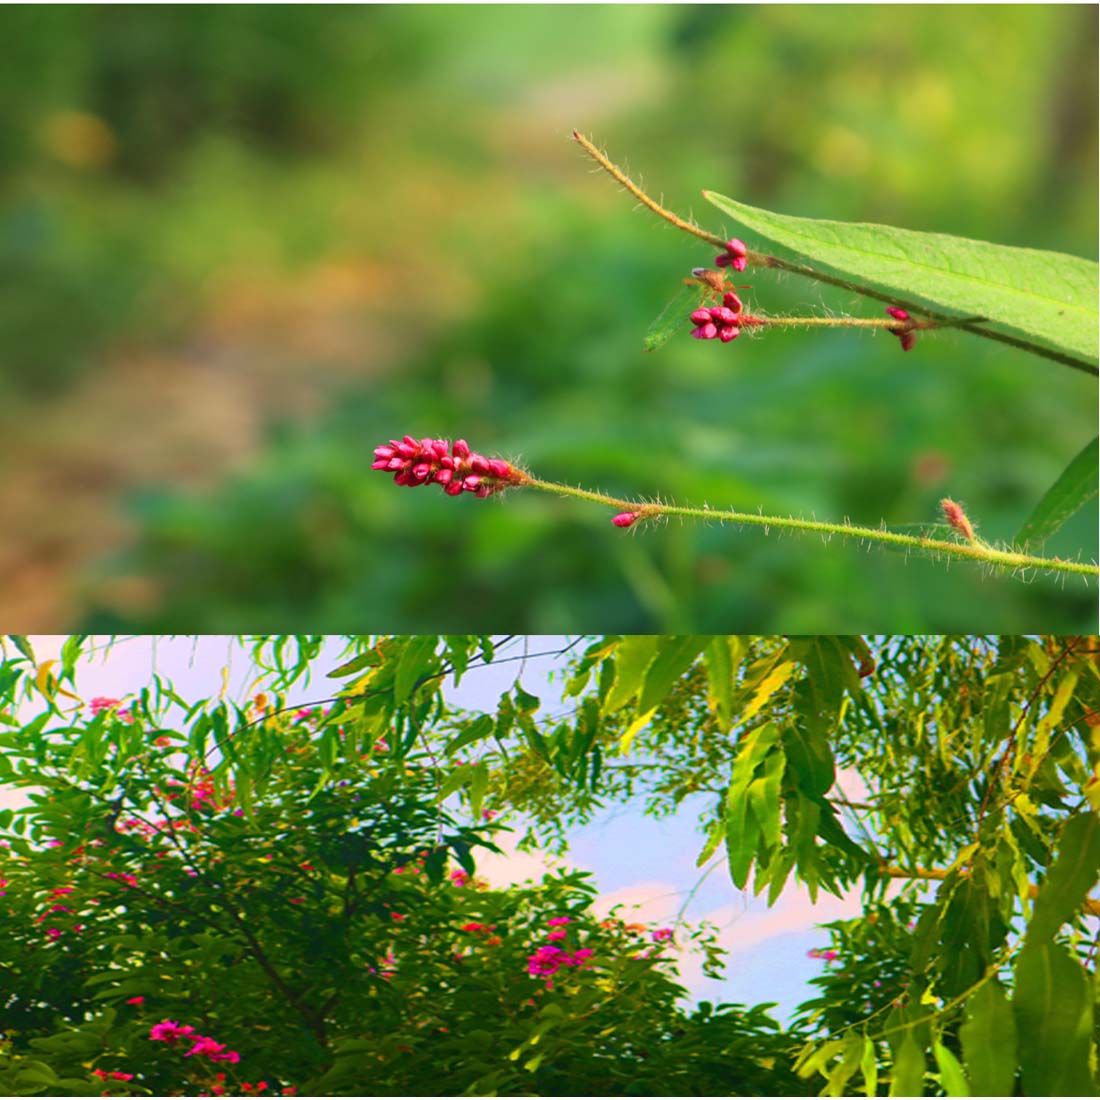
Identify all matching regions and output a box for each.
[0,634,1097,1095]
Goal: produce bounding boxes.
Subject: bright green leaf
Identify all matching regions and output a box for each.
[932,1042,969,1097]
[1026,811,1100,945]
[643,282,705,351]
[703,190,1099,363]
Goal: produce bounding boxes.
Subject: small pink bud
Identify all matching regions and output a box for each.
[611,512,638,528]
[435,468,454,485]
[444,479,464,496]
[462,475,481,492]
[690,308,713,325]
[714,252,732,268]
[452,439,471,459]
[712,307,739,326]
[885,307,910,321]
[371,458,390,470]
[898,331,916,352]
[468,454,490,475]
[941,498,976,542]
[488,459,513,479]
[723,291,743,313]
[374,445,396,460]
[692,322,718,340]
[719,326,740,343]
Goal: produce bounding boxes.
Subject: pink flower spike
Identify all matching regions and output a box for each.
[611,512,638,528]
[374,435,521,497]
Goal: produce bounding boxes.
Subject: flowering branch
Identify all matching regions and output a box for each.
[572,131,1098,376]
[374,436,1099,581]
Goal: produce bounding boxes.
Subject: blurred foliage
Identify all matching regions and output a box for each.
[0,5,1095,629]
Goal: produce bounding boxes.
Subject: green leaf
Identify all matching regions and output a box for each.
[326,650,383,678]
[703,190,1099,363]
[469,760,489,820]
[602,636,658,715]
[889,1030,925,1097]
[1015,436,1098,546]
[643,283,704,352]
[739,659,795,725]
[1014,939,1095,1095]
[826,1035,866,1097]
[394,636,439,702]
[860,1036,879,1098]
[1026,811,1100,945]
[513,683,540,715]
[620,636,709,751]
[6,635,34,662]
[703,637,735,730]
[444,714,495,756]
[724,723,781,888]
[959,980,1015,1096]
[932,1042,969,1097]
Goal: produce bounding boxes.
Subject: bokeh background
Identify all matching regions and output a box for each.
[1,4,1096,631]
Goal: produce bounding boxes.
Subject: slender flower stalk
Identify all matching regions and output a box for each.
[572,130,1097,376]
[373,434,1098,580]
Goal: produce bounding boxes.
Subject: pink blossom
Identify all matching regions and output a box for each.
[150,1020,197,1043]
[45,927,62,940]
[611,512,638,528]
[125,996,145,1005]
[449,869,469,887]
[652,927,674,942]
[186,1036,240,1063]
[546,917,571,927]
[89,697,134,723]
[372,435,524,498]
[807,948,839,962]
[546,929,568,942]
[527,945,565,976]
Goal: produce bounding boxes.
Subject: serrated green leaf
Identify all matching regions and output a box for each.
[1015,436,1098,547]
[643,283,705,352]
[959,980,1015,1096]
[1014,940,1095,1095]
[703,190,1099,363]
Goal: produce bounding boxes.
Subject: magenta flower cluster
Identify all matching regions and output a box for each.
[373,436,521,497]
[690,291,744,343]
[150,1020,241,1064]
[714,238,748,271]
[885,307,916,351]
[525,916,594,988]
[807,947,839,962]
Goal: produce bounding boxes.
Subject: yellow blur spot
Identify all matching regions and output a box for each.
[814,126,872,178]
[40,111,117,169]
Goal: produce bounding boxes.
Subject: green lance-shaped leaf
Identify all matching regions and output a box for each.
[889,1030,926,1097]
[1014,435,1098,547]
[704,190,1099,363]
[393,635,441,702]
[932,1042,969,1098]
[620,636,710,751]
[1025,810,1100,944]
[1013,939,1096,1095]
[959,979,1016,1097]
[724,723,782,888]
[643,283,706,351]
[602,635,659,715]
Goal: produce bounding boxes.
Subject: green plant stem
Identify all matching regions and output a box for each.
[517,476,1099,579]
[574,131,1098,377]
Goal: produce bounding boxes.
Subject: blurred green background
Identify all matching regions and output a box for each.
[1,4,1095,631]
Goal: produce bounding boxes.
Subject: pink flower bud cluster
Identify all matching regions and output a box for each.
[885,307,916,352]
[714,238,748,271]
[807,947,839,962]
[690,291,744,343]
[373,436,521,497]
[89,697,134,723]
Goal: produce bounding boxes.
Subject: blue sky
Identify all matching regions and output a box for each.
[7,635,868,1023]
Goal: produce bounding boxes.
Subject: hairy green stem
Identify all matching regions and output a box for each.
[574,131,1098,377]
[517,476,1098,580]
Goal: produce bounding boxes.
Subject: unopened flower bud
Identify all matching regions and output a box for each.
[611,512,638,528]
[941,498,976,542]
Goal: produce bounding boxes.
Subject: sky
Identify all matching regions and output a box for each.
[4,634,872,1023]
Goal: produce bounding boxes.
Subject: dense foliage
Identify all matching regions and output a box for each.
[0,634,1097,1095]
